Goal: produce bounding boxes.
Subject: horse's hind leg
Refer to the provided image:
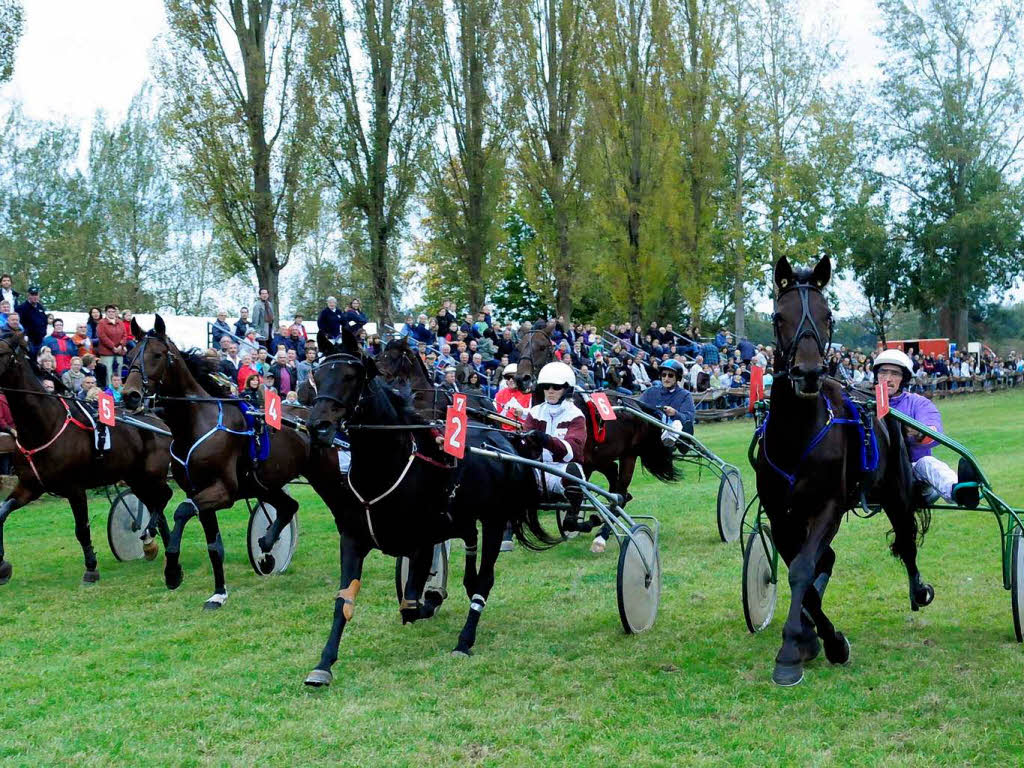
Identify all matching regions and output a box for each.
[883,502,933,611]
[306,533,367,687]
[196,508,228,610]
[68,489,99,584]
[800,545,850,665]
[453,521,502,657]
[130,480,173,560]
[254,487,299,575]
[400,545,436,623]
[591,461,627,553]
[0,483,39,585]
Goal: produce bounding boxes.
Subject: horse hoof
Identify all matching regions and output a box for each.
[0,560,11,585]
[258,554,276,575]
[451,648,473,658]
[915,583,935,608]
[824,632,851,665]
[797,636,821,663]
[82,570,100,584]
[304,669,333,687]
[772,662,804,687]
[400,607,420,625]
[142,538,159,561]
[590,536,607,554]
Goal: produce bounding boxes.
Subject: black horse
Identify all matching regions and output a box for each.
[756,256,930,686]
[304,331,557,686]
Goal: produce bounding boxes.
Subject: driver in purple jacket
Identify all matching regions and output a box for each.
[873,349,979,508]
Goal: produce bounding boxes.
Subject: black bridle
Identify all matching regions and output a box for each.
[124,335,177,397]
[311,353,371,410]
[773,280,834,372]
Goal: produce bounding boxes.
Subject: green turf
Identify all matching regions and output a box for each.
[1,390,1023,766]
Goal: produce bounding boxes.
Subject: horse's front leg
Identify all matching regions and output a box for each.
[67,488,100,584]
[453,521,501,657]
[131,480,174,561]
[400,545,435,623]
[305,533,367,687]
[0,482,40,585]
[774,504,839,686]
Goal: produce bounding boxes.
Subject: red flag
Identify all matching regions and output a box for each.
[98,391,116,427]
[265,390,282,430]
[590,392,617,421]
[875,381,890,419]
[443,405,467,459]
[748,366,765,413]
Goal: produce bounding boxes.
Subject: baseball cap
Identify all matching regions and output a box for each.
[28,286,40,294]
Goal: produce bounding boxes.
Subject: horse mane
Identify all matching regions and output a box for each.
[180,348,232,397]
[531,319,548,330]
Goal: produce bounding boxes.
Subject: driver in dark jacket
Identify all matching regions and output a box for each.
[640,359,695,445]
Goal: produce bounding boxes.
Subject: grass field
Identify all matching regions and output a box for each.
[1,390,1024,766]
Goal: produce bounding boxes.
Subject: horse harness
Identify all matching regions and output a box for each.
[11,394,98,485]
[772,277,835,372]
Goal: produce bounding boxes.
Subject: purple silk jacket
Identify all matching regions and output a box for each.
[890,390,943,462]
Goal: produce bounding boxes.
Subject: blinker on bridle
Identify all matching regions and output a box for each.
[125,335,177,396]
[312,353,371,410]
[773,279,834,371]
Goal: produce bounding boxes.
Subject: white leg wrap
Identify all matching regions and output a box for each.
[470,593,486,612]
[913,456,957,502]
[206,592,228,606]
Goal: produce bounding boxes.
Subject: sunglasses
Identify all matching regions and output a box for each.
[660,371,677,378]
[503,374,515,380]
[538,383,567,391]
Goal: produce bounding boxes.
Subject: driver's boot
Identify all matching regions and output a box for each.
[561,463,587,532]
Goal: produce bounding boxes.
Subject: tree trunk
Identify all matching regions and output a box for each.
[554,203,573,322]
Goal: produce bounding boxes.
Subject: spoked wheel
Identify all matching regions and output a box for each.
[716,467,744,543]
[246,502,299,576]
[107,490,153,562]
[743,526,778,633]
[555,507,580,540]
[395,543,450,605]
[616,524,660,634]
[1011,528,1024,643]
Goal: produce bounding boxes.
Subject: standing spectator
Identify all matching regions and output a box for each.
[250,287,275,345]
[436,300,457,334]
[317,296,344,341]
[86,306,103,347]
[737,337,755,364]
[0,274,19,308]
[15,286,47,353]
[42,318,77,374]
[271,320,292,353]
[285,325,306,357]
[211,310,233,345]
[297,346,318,384]
[96,304,128,378]
[71,323,92,356]
[234,306,252,339]
[239,328,260,359]
[341,298,368,336]
[291,314,308,341]
[62,356,86,392]
[219,343,242,382]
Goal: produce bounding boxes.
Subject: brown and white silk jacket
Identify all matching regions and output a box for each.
[523,399,586,463]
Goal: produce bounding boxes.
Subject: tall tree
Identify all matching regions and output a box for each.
[0,0,23,85]
[159,0,317,311]
[584,0,672,324]
[88,87,173,311]
[877,0,1024,346]
[504,0,590,322]
[423,0,507,313]
[307,0,435,325]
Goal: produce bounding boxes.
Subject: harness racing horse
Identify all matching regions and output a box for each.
[756,256,931,686]
[514,321,677,530]
[0,331,174,586]
[303,330,558,687]
[122,316,310,609]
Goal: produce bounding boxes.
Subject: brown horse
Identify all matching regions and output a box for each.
[122,316,310,609]
[514,321,677,527]
[0,331,174,586]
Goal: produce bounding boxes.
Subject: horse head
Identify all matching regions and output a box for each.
[309,328,379,447]
[122,314,176,412]
[515,319,556,394]
[773,256,834,398]
[0,332,28,379]
[376,336,414,383]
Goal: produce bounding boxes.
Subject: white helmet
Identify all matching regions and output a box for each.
[537,361,576,390]
[873,349,914,378]
[503,363,518,376]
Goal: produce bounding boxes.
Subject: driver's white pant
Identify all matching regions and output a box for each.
[661,419,683,447]
[913,455,957,502]
[534,462,581,496]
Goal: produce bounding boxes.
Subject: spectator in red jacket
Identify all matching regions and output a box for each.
[121,309,137,350]
[41,318,77,374]
[237,352,258,391]
[96,304,128,377]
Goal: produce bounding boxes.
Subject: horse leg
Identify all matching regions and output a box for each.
[131,481,174,561]
[773,506,837,686]
[883,502,933,611]
[196,504,231,610]
[453,521,501,657]
[164,498,198,591]
[254,487,300,575]
[0,483,40,585]
[305,533,367,687]
[590,461,626,553]
[400,545,435,623]
[462,525,479,599]
[799,544,850,664]
[67,488,100,584]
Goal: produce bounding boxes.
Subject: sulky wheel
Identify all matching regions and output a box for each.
[616,524,660,634]
[742,525,777,634]
[395,543,450,605]
[246,502,299,576]
[107,490,153,562]
[716,467,745,543]
[1012,528,1024,643]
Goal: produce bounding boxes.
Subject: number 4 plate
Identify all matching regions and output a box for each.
[265,390,282,429]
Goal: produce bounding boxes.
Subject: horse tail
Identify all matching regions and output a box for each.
[636,422,679,483]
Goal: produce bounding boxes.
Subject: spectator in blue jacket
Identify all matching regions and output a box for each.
[410,314,435,344]
[15,286,48,353]
[737,337,756,364]
[341,298,368,335]
[317,296,343,341]
[211,311,234,345]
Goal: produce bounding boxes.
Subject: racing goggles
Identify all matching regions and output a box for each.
[538,382,568,391]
